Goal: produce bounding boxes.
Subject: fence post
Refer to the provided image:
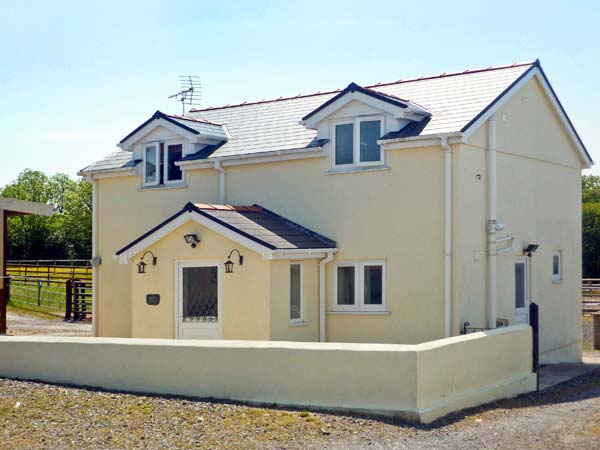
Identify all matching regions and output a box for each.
[64,279,73,322]
[73,280,80,321]
[37,280,42,307]
[529,302,539,391]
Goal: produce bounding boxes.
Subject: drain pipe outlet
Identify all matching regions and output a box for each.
[319,251,335,342]
[214,160,226,204]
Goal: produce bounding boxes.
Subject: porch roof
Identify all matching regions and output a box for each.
[115,202,337,263]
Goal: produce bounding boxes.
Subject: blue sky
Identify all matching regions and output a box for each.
[1,0,598,186]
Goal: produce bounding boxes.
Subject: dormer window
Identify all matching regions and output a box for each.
[143,141,184,187]
[333,117,383,168]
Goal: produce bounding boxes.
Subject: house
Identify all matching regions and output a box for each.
[80,60,591,363]
[0,197,54,333]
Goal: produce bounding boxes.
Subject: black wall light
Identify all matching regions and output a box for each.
[184,233,200,248]
[137,251,157,274]
[523,244,539,258]
[224,249,244,274]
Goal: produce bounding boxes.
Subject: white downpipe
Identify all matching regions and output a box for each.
[91,178,98,337]
[319,251,334,342]
[214,160,226,204]
[442,137,452,338]
[487,116,498,329]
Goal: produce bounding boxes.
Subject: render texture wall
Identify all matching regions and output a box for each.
[96,145,447,344]
[96,169,219,337]
[128,219,321,341]
[225,147,446,344]
[455,77,584,362]
[0,324,535,424]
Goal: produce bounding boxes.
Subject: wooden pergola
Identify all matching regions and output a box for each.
[0,197,53,334]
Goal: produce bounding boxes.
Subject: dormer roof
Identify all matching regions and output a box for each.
[118,110,228,149]
[300,82,430,128]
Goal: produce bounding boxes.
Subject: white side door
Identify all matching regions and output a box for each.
[175,261,223,339]
[514,257,529,324]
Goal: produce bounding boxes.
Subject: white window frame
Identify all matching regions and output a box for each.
[143,143,160,186]
[289,262,304,323]
[142,140,186,187]
[163,140,185,185]
[331,116,384,170]
[333,260,387,312]
[552,250,562,283]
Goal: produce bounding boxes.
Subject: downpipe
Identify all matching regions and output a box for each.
[487,116,498,329]
[319,251,334,342]
[214,160,226,204]
[442,136,452,338]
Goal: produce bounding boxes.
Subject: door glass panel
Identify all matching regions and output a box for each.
[359,120,381,162]
[515,262,525,308]
[182,266,218,322]
[364,265,383,305]
[337,266,355,305]
[335,123,354,165]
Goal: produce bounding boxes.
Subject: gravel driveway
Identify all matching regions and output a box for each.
[1,370,599,450]
[5,311,91,337]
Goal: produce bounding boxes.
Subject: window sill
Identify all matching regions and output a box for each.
[328,310,390,315]
[289,320,308,327]
[139,183,188,191]
[324,165,389,175]
[552,279,562,284]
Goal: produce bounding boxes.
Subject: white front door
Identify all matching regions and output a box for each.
[514,257,529,324]
[176,262,222,339]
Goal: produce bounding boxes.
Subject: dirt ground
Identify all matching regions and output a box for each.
[0,370,599,450]
[5,309,91,337]
[2,308,599,449]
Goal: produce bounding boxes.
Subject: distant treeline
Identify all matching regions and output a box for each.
[1,169,91,260]
[583,175,600,278]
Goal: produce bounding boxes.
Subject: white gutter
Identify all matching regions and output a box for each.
[486,116,498,329]
[319,251,335,342]
[214,160,226,204]
[441,137,452,337]
[91,178,98,337]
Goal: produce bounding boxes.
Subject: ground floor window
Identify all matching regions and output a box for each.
[333,261,386,311]
[552,250,562,283]
[290,263,303,322]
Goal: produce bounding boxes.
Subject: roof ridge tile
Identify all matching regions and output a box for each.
[189,61,535,113]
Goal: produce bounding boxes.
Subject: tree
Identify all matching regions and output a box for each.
[582,174,600,278]
[0,169,91,260]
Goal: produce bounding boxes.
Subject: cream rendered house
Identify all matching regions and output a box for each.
[81,60,591,363]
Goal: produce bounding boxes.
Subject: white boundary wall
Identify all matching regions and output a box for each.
[0,324,536,423]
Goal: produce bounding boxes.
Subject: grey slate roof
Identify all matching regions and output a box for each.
[115,202,336,256]
[188,62,535,158]
[84,61,551,173]
[80,151,140,174]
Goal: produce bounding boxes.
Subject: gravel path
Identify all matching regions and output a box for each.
[1,371,599,450]
[6,311,91,337]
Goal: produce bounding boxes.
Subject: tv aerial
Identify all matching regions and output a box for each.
[169,75,202,115]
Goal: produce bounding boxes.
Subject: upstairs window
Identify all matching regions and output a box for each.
[333,117,383,169]
[143,142,184,187]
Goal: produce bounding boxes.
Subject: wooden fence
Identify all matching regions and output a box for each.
[582,279,600,313]
[6,260,92,282]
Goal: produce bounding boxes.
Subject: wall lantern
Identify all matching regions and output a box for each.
[184,233,201,248]
[224,249,244,274]
[137,251,157,274]
[523,244,540,258]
